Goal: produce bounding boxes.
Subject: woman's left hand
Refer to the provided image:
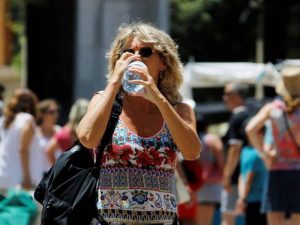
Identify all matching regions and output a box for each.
[127,67,163,104]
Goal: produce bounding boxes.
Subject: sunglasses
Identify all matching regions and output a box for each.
[122,47,153,58]
[223,91,236,97]
[43,109,59,115]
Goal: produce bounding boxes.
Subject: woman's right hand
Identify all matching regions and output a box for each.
[110,52,139,83]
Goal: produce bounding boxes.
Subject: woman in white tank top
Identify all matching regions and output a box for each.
[0,88,39,191]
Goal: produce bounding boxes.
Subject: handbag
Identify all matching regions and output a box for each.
[180,159,203,191]
[34,95,122,225]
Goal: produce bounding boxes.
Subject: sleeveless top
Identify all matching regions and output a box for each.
[0,113,35,189]
[97,119,178,225]
[30,125,61,185]
[270,99,300,170]
[54,126,74,151]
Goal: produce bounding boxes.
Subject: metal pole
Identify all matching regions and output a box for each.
[256,0,264,63]
[255,0,264,100]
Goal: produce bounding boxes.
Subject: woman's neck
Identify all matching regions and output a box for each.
[123,94,157,113]
[40,123,55,137]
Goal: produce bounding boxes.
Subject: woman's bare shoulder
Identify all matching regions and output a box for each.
[173,102,195,123]
[173,102,193,114]
[88,90,104,107]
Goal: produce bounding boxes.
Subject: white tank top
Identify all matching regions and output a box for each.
[0,113,35,189]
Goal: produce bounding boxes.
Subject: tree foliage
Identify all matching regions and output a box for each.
[170,0,258,63]
[9,0,26,70]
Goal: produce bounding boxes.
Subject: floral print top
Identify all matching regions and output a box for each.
[97,119,178,225]
[270,99,300,170]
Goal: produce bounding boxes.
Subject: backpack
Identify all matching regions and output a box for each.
[34,95,122,225]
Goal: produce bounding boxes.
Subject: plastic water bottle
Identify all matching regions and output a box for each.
[122,61,147,94]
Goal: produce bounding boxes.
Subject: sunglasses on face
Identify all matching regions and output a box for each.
[223,91,236,97]
[43,109,59,115]
[122,47,153,58]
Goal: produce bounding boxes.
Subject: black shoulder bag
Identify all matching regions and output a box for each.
[34,95,122,225]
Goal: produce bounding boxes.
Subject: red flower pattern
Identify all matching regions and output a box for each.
[135,150,152,165]
[164,148,177,165]
[148,147,165,166]
[102,124,178,169]
[106,144,133,165]
[136,147,164,167]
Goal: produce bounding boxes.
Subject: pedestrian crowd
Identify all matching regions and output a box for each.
[177,66,300,225]
[0,87,89,192]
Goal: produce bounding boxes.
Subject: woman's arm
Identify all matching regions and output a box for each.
[240,172,255,202]
[236,173,255,214]
[157,101,202,160]
[20,119,35,189]
[128,69,201,160]
[46,138,60,165]
[76,84,120,148]
[246,103,272,154]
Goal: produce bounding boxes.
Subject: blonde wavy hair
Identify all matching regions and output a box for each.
[283,96,300,113]
[106,22,183,105]
[68,98,89,134]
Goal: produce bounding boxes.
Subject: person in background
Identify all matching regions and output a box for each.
[246,67,300,225]
[221,82,251,225]
[30,99,61,185]
[236,126,267,225]
[196,116,224,225]
[0,88,39,191]
[76,22,201,224]
[46,98,89,165]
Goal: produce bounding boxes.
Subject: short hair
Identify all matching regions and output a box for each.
[229,82,249,99]
[39,99,59,114]
[106,22,183,105]
[37,99,59,125]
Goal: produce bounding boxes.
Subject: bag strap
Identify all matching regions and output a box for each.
[283,111,300,153]
[93,94,122,225]
[95,93,123,166]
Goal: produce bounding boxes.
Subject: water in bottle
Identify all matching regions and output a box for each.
[122,61,147,94]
